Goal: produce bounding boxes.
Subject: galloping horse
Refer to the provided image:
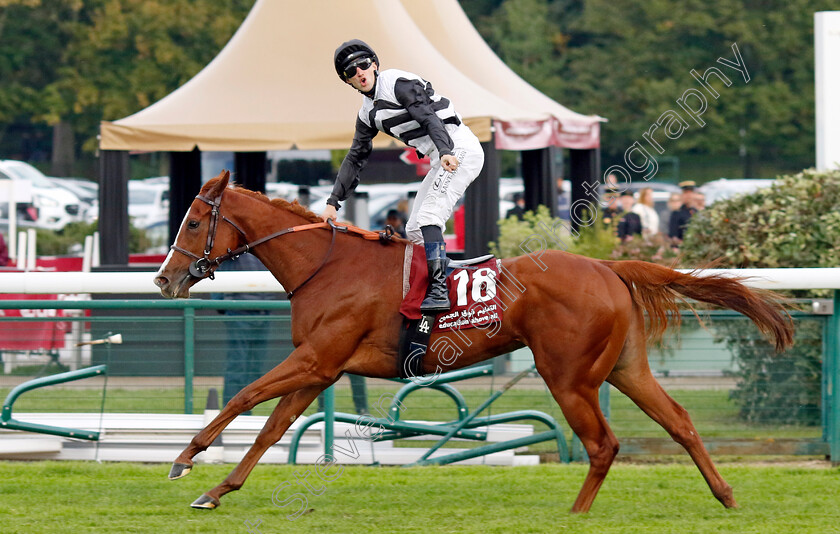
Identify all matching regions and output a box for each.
[154,170,793,512]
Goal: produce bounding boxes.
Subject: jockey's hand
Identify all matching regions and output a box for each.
[441,154,459,173]
[320,204,338,222]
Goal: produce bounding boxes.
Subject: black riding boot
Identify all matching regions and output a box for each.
[421,241,451,314]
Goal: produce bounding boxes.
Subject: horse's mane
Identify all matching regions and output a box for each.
[201,177,322,224]
[200,175,409,244]
[236,184,324,223]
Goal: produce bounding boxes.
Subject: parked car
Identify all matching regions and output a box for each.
[498,177,524,217]
[50,177,99,224]
[306,183,418,229]
[141,175,170,186]
[143,219,170,254]
[128,181,169,229]
[0,172,39,225]
[265,182,300,202]
[699,178,776,206]
[309,178,567,229]
[0,160,85,230]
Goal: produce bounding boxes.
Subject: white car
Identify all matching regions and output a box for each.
[309,179,538,228]
[307,183,419,229]
[265,182,307,202]
[128,181,169,229]
[0,160,85,231]
[50,177,99,224]
[699,178,776,206]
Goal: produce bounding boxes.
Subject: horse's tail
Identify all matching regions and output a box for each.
[601,260,794,352]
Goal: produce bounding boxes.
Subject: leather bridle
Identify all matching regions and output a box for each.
[169,192,342,298]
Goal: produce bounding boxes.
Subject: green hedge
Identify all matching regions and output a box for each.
[35,221,152,256]
[489,204,616,260]
[682,168,840,273]
[680,168,840,426]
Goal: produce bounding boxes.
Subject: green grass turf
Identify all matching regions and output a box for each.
[0,461,837,533]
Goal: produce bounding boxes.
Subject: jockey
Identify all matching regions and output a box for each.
[320,39,484,314]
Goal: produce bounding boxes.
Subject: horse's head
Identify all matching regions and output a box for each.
[154,170,246,298]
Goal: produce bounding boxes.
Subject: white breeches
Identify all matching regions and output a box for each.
[405,124,484,244]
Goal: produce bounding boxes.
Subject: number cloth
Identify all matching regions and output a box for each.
[398,244,503,332]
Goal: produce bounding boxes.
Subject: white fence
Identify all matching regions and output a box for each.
[0,267,838,294]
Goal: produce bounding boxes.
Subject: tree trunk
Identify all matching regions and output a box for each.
[51,120,75,177]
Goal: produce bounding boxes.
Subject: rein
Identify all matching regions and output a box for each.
[170,191,391,298]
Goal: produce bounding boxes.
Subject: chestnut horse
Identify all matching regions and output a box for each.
[154,171,793,512]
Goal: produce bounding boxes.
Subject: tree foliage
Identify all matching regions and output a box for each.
[0,0,834,178]
[463,0,833,174]
[0,0,79,147]
[0,0,252,154]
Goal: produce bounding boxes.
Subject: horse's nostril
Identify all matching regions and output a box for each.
[154,276,168,288]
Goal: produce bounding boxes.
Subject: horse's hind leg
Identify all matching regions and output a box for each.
[607,313,737,508]
[552,386,620,513]
[533,346,621,513]
[191,385,323,509]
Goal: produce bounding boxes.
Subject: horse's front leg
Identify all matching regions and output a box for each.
[190,385,325,509]
[169,344,338,480]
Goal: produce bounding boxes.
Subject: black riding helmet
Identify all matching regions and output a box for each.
[334,39,379,80]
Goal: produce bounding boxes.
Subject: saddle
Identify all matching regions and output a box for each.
[448,254,495,273]
[397,246,502,379]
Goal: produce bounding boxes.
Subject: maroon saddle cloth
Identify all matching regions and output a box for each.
[398,244,503,333]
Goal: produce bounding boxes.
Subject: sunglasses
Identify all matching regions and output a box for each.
[343,57,374,79]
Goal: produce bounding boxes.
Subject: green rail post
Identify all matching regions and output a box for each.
[323,385,335,457]
[822,313,831,446]
[599,381,610,421]
[829,290,840,464]
[409,365,535,465]
[183,307,195,414]
[287,412,531,464]
[1,365,107,440]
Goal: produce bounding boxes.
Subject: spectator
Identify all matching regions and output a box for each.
[506,192,526,220]
[385,208,408,238]
[604,172,620,190]
[632,187,660,236]
[396,199,410,225]
[616,190,643,241]
[668,181,698,243]
[692,191,707,211]
[211,253,272,414]
[556,177,571,220]
[601,191,621,226]
[662,192,682,234]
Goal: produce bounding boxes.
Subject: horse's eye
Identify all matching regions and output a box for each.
[188,220,200,229]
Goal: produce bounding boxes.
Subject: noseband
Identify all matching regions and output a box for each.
[170,193,250,279]
[169,191,344,298]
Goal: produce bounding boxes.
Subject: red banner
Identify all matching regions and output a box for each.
[0,294,69,350]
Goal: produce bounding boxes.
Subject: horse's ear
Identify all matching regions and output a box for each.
[207,170,231,200]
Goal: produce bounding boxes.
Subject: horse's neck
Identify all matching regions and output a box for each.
[228,192,405,297]
[232,195,328,289]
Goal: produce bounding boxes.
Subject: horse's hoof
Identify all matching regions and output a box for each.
[191,494,220,509]
[168,462,192,480]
